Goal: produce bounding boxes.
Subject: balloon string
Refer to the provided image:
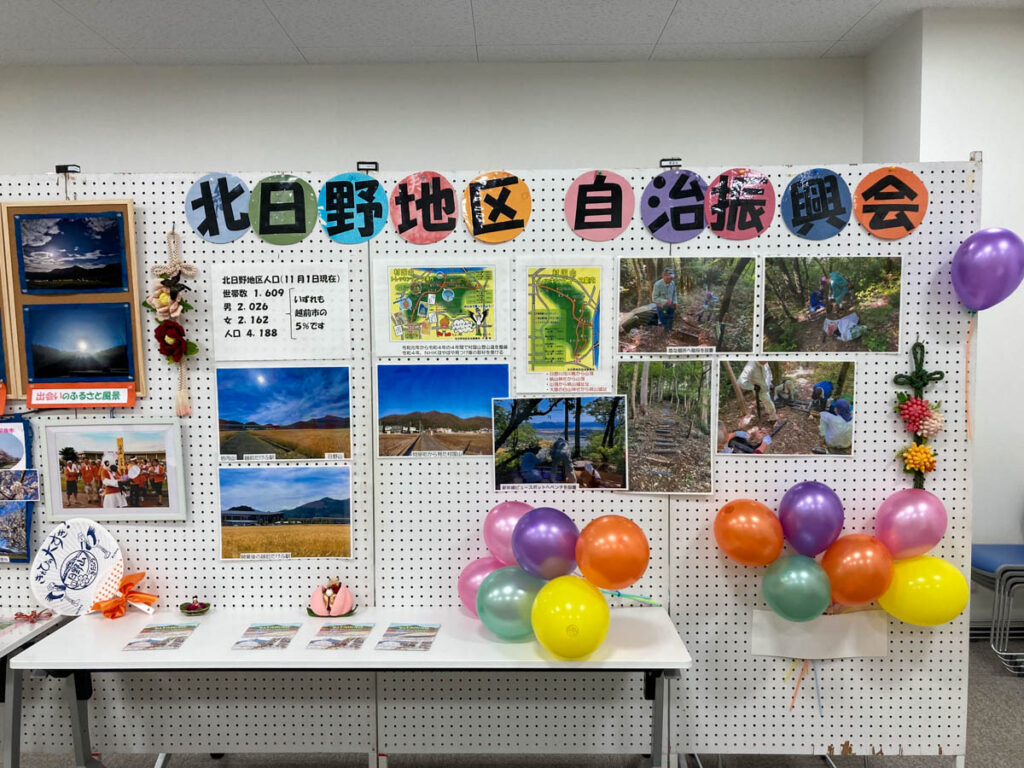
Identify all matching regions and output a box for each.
[789,660,809,710]
[812,661,823,717]
[783,659,799,681]
[965,312,975,441]
[602,589,661,606]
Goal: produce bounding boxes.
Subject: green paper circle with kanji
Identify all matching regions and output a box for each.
[249,174,317,245]
[317,172,388,244]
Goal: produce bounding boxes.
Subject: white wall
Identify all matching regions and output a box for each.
[0,60,864,174]
[863,14,922,162]
[919,9,1024,545]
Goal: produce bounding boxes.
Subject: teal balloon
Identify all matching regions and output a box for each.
[476,566,545,639]
[762,555,831,622]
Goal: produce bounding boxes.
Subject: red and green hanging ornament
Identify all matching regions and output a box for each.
[893,340,944,488]
[144,230,198,416]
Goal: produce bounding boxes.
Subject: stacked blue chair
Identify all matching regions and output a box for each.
[972,544,1024,675]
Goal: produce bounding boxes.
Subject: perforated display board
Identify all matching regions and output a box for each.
[0,162,976,760]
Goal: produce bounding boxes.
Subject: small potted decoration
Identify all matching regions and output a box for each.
[308,577,356,617]
[179,596,211,616]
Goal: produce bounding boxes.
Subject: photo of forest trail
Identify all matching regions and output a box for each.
[718,361,855,456]
[619,257,754,353]
[618,360,711,493]
[763,256,902,352]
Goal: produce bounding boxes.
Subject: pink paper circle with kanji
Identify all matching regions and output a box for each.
[564,170,635,241]
[389,171,458,244]
[705,168,776,241]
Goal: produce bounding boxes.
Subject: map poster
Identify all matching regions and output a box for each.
[388,266,495,343]
[517,259,612,394]
[373,258,510,358]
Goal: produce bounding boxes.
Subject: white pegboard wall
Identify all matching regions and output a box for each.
[0,172,376,754]
[0,163,976,759]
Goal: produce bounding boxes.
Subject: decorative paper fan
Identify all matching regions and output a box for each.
[30,518,125,616]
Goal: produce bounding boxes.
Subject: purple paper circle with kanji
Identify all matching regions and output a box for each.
[705,168,776,241]
[640,170,707,243]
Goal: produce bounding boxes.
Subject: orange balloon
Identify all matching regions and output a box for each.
[713,499,783,566]
[576,515,650,590]
[821,533,894,606]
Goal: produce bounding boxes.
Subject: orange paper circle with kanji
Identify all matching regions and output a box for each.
[854,167,928,240]
[461,171,531,243]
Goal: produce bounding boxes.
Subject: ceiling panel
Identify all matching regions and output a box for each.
[123,46,306,65]
[302,45,478,64]
[0,47,132,65]
[653,40,832,59]
[52,0,292,49]
[842,0,1024,40]
[478,43,655,62]
[659,0,878,44]
[472,0,676,45]
[266,0,475,48]
[0,0,115,50]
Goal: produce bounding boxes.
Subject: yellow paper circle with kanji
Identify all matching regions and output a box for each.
[461,171,531,243]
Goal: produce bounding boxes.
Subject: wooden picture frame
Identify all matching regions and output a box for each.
[0,199,146,400]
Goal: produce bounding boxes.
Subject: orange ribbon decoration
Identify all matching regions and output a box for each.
[91,572,159,619]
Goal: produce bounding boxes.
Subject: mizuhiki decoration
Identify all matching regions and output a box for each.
[180,596,211,616]
[308,577,356,617]
[893,340,944,488]
[144,229,198,416]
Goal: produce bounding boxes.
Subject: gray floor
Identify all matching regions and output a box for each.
[17,641,1021,768]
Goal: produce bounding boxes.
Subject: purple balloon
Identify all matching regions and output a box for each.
[511,507,579,580]
[778,481,844,557]
[875,488,947,559]
[951,228,1024,311]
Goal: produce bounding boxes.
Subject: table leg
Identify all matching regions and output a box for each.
[2,660,22,768]
[65,671,106,768]
[153,754,172,768]
[641,670,675,768]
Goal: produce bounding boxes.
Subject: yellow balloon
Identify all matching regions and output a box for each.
[531,575,610,659]
[878,555,969,626]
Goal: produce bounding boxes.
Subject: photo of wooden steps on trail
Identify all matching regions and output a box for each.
[629,404,712,494]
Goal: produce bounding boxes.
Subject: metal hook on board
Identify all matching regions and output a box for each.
[55,163,81,201]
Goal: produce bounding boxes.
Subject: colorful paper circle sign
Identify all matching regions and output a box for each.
[640,169,707,243]
[855,166,928,240]
[781,168,852,240]
[249,174,317,246]
[317,172,388,244]
[705,168,776,240]
[461,171,531,243]
[185,172,251,244]
[390,171,458,245]
[30,518,125,616]
[564,170,635,241]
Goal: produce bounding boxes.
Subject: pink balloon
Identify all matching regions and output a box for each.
[483,501,533,565]
[457,556,502,616]
[875,488,947,559]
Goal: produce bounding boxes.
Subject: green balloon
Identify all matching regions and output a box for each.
[476,566,545,639]
[762,555,831,622]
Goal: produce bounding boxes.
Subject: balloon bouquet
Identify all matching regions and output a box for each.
[715,481,968,626]
[458,501,651,659]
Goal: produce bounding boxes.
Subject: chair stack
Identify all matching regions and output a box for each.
[972,544,1024,675]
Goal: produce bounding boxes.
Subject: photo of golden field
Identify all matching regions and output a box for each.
[221,523,351,559]
[219,466,352,559]
[217,366,351,460]
[377,432,492,457]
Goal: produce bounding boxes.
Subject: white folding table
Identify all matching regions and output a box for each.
[5,606,690,768]
[1,615,66,763]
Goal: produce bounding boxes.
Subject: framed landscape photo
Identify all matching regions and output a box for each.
[40,419,186,521]
[0,200,145,400]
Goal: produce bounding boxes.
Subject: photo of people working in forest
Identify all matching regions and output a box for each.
[492,396,627,490]
[617,360,712,494]
[762,256,902,352]
[619,257,754,353]
[718,360,855,456]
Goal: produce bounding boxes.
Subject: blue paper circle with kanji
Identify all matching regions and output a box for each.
[317,172,388,244]
[781,168,852,240]
[640,169,707,243]
[185,172,251,244]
